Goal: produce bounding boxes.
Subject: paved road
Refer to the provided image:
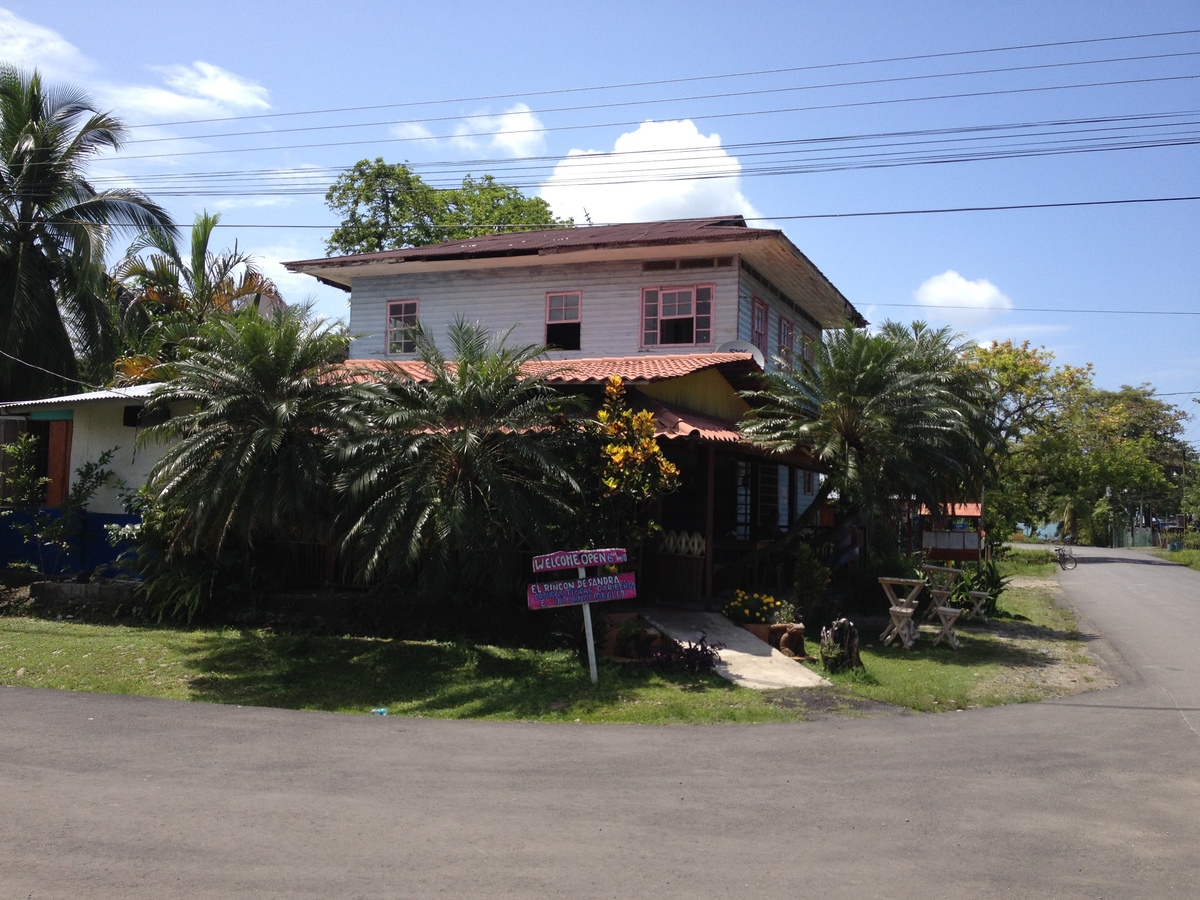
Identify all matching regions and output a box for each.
[2,547,1197,898]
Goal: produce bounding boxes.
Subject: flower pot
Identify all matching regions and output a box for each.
[743,623,771,643]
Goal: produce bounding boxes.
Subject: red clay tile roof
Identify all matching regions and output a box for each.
[646,401,742,444]
[337,352,762,385]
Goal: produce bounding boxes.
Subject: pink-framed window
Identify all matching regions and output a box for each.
[751,297,768,352]
[778,316,795,367]
[800,332,814,362]
[641,284,713,348]
[386,299,419,354]
[545,291,581,350]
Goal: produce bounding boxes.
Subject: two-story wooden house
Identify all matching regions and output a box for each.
[287,215,865,602]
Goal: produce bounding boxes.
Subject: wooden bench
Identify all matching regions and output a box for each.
[964,590,990,623]
[932,606,962,649]
[879,577,925,648]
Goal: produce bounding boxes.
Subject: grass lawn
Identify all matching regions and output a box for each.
[814,580,1105,711]
[1153,547,1200,572]
[1,561,1107,722]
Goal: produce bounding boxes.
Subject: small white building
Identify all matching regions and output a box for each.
[0,383,171,515]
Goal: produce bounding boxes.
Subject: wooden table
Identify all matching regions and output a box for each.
[879,577,925,649]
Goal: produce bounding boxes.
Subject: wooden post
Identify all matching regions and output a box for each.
[579,567,598,684]
[704,446,715,606]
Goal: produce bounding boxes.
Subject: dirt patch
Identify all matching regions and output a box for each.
[766,687,909,720]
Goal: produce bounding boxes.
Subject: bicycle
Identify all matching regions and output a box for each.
[1054,544,1077,570]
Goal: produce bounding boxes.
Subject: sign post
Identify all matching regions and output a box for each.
[527,548,635,684]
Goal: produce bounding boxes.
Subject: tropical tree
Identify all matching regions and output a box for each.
[334,318,584,606]
[137,308,355,603]
[324,159,569,255]
[110,210,284,382]
[0,66,174,400]
[740,322,994,554]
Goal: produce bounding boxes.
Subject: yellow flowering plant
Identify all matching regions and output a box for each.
[576,375,679,550]
[722,589,795,625]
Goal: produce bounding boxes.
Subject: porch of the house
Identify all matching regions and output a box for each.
[637,441,830,608]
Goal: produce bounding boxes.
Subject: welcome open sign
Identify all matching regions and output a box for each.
[527,548,637,684]
[526,548,635,609]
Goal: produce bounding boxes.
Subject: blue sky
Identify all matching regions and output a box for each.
[4,1,1198,443]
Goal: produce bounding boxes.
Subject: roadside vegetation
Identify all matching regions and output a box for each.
[0,557,1107,722]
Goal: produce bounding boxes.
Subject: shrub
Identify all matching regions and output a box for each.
[640,632,724,674]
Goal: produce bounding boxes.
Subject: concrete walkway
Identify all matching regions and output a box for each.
[638,608,829,689]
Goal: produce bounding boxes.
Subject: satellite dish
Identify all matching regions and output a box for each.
[715,340,766,368]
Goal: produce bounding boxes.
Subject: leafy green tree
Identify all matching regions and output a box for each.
[0,66,174,400]
[324,159,569,255]
[977,344,1187,544]
[334,318,584,606]
[971,340,1093,540]
[740,322,993,553]
[110,210,285,382]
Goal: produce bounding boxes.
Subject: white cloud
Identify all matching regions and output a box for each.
[0,9,91,80]
[539,120,764,224]
[0,14,269,124]
[105,62,269,122]
[915,270,1012,312]
[444,103,547,158]
[154,61,269,110]
[391,120,437,147]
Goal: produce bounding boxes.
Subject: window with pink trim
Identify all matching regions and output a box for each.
[751,297,768,352]
[641,284,713,347]
[386,299,419,354]
[778,316,795,367]
[545,291,581,350]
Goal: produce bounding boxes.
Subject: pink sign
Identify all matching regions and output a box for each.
[527,573,638,609]
[531,547,628,573]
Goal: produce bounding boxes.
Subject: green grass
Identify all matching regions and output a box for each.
[812,580,1097,711]
[1,563,1102,721]
[997,548,1057,576]
[1153,547,1200,572]
[0,618,809,724]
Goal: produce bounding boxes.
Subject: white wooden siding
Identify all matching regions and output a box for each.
[68,402,173,515]
[348,260,743,360]
[738,268,821,371]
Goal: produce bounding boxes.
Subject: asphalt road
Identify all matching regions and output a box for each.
[1,546,1197,898]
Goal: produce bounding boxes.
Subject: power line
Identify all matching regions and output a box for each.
[94,111,1200,197]
[126,50,1200,146]
[871,304,1200,316]
[108,74,1200,163]
[200,195,1200,229]
[125,28,1200,130]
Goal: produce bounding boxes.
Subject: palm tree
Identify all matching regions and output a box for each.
[141,307,356,562]
[740,322,993,539]
[111,210,285,382]
[334,318,584,599]
[0,66,174,399]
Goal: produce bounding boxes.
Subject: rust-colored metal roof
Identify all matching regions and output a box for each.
[287,216,760,269]
[918,502,983,517]
[337,352,762,385]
